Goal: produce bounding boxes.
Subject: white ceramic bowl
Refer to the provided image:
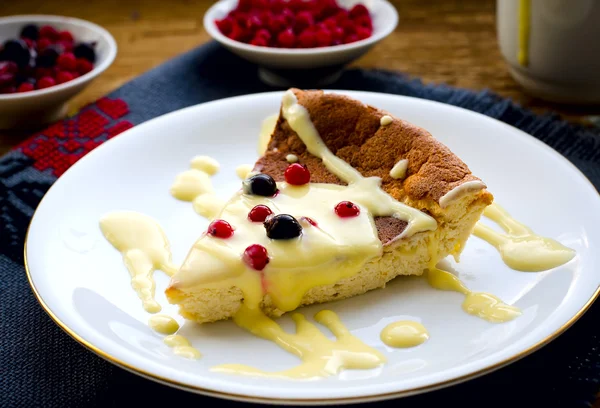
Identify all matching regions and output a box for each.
[0,15,117,129]
[203,0,399,86]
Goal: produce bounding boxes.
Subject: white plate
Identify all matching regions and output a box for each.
[25,91,600,404]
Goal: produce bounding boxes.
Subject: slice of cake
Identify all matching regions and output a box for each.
[165,89,493,324]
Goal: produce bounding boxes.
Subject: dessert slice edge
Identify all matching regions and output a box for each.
[166,89,493,324]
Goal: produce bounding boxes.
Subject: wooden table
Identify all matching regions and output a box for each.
[2,0,600,404]
[2,0,600,155]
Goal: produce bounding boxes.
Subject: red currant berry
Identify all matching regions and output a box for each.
[335,10,350,23]
[344,34,359,44]
[277,28,296,48]
[356,26,371,40]
[298,29,316,48]
[285,163,310,185]
[56,71,74,84]
[243,244,269,271]
[315,28,332,47]
[248,205,273,222]
[17,82,35,93]
[246,15,263,32]
[255,28,272,41]
[58,30,74,42]
[295,11,314,32]
[268,15,287,34]
[349,4,370,18]
[216,17,234,35]
[207,219,234,239]
[39,25,59,40]
[281,9,295,25]
[37,37,51,51]
[37,76,56,89]
[0,73,15,87]
[57,52,77,71]
[332,27,344,41]
[335,201,360,218]
[76,58,94,75]
[354,15,373,30]
[250,36,268,46]
[0,61,18,74]
[323,18,337,31]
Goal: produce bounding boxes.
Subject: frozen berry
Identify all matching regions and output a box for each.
[0,61,18,74]
[20,24,39,40]
[74,42,96,63]
[335,10,350,23]
[264,214,302,240]
[248,205,273,222]
[216,17,234,35]
[246,15,263,32]
[76,58,94,75]
[57,40,74,52]
[243,244,269,271]
[354,15,372,30]
[332,27,344,41]
[335,201,360,218]
[323,18,338,30]
[277,28,296,48]
[17,82,35,93]
[250,37,268,47]
[298,30,317,47]
[37,76,56,89]
[356,26,371,40]
[39,25,59,40]
[58,30,74,42]
[349,4,370,18]
[2,39,31,67]
[36,44,62,67]
[56,71,74,84]
[344,34,359,44]
[0,73,15,87]
[255,28,271,41]
[57,52,76,70]
[243,173,278,196]
[36,37,51,51]
[284,163,310,185]
[207,219,234,239]
[315,28,332,47]
[295,11,314,32]
[34,67,53,79]
[281,9,295,25]
[268,15,287,34]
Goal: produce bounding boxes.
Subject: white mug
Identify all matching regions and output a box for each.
[496,0,600,104]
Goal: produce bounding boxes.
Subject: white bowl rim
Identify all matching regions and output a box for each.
[203,0,399,56]
[0,14,117,100]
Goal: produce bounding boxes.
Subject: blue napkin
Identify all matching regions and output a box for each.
[2,41,600,408]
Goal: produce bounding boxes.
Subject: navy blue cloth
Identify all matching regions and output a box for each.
[2,41,600,408]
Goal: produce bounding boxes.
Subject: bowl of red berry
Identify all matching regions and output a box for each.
[0,15,117,129]
[204,0,398,86]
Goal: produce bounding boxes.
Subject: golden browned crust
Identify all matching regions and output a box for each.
[255,88,490,244]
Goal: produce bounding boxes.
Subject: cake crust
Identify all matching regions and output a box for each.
[255,88,491,244]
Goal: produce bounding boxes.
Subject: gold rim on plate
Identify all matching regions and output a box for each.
[22,126,600,403]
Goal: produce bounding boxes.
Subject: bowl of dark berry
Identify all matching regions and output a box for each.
[0,15,117,129]
[204,0,398,86]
